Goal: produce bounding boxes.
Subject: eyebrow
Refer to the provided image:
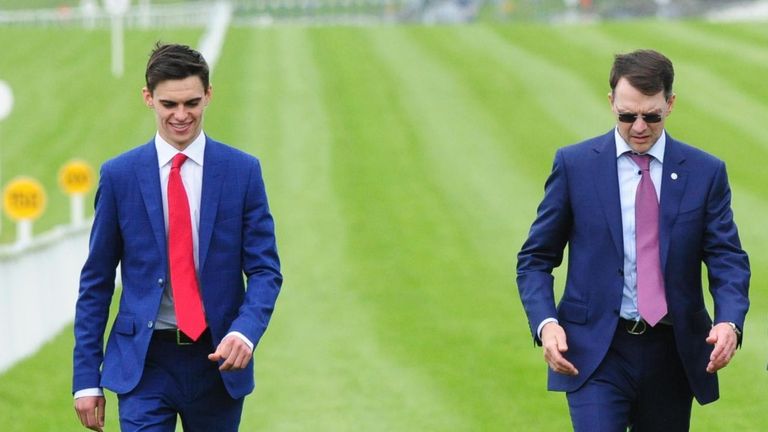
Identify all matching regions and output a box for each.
[616,107,663,114]
[158,97,203,105]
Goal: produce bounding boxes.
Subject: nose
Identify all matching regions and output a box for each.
[631,117,648,131]
[173,105,187,119]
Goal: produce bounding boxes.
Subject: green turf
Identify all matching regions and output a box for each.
[1,21,768,431]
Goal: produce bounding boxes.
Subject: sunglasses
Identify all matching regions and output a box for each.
[617,112,663,124]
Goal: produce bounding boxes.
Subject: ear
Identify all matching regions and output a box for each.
[666,93,676,115]
[607,91,614,106]
[142,87,153,108]
[204,85,213,106]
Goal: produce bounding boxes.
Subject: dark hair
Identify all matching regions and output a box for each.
[145,42,209,93]
[609,50,674,100]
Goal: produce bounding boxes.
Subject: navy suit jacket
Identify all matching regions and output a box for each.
[517,130,749,405]
[73,136,282,399]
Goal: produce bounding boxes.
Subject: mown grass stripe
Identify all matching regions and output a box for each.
[642,21,768,71]
[364,26,574,430]
[308,26,479,431]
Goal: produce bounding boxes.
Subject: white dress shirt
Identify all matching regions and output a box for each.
[616,129,664,321]
[154,132,205,329]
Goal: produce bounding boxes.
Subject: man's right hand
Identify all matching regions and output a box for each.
[74,396,106,432]
[541,322,579,376]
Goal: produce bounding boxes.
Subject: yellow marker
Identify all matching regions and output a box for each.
[3,177,47,221]
[59,160,94,195]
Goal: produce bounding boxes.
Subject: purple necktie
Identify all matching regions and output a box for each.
[630,153,667,326]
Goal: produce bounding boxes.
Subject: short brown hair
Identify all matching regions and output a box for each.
[145,42,209,93]
[609,50,674,100]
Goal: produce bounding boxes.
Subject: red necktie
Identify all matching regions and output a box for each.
[168,153,207,340]
[629,154,667,326]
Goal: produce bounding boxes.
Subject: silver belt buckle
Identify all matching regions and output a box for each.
[626,319,647,335]
[176,329,193,346]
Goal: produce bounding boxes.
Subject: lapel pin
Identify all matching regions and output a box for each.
[671,173,678,180]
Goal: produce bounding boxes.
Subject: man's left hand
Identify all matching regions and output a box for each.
[705,322,738,373]
[208,335,254,371]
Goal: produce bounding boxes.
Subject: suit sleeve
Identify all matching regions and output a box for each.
[72,165,123,393]
[229,158,282,347]
[517,149,573,344]
[702,161,750,336]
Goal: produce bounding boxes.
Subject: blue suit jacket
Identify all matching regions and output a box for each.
[517,130,749,404]
[73,136,282,399]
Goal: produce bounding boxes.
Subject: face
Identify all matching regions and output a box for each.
[609,77,675,154]
[143,76,211,150]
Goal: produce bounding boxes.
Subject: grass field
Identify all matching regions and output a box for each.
[1,20,767,431]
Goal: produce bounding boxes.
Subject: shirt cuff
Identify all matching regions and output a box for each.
[74,388,104,399]
[225,331,254,351]
[537,318,559,340]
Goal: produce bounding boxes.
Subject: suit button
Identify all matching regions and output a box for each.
[147,321,154,328]
[158,278,164,286]
[618,268,624,276]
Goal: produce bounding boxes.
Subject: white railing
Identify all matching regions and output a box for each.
[0,1,218,28]
[0,222,91,373]
[0,0,448,27]
[705,0,768,21]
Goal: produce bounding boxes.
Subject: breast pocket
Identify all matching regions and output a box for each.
[216,199,243,224]
[675,205,703,224]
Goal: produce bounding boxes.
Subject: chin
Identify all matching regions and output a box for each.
[171,132,192,143]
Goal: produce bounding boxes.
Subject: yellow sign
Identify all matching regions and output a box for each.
[59,160,94,195]
[3,177,47,221]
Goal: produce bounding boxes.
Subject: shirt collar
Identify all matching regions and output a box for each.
[155,131,206,168]
[614,127,666,163]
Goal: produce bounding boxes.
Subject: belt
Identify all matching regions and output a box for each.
[153,328,210,346]
[618,318,672,335]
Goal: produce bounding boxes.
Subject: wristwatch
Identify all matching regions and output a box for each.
[727,322,742,338]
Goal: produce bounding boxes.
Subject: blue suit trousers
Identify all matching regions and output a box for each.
[566,321,693,432]
[117,331,244,431]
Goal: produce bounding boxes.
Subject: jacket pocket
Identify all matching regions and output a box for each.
[112,314,135,336]
[558,300,588,324]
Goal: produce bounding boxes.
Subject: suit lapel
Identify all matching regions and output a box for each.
[659,136,688,272]
[198,137,226,272]
[134,141,167,260]
[591,132,624,259]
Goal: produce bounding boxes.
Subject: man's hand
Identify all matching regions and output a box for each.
[208,335,254,371]
[541,322,579,376]
[74,396,106,432]
[705,322,739,373]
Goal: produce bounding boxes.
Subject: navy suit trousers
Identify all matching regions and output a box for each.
[566,321,693,432]
[117,331,244,432]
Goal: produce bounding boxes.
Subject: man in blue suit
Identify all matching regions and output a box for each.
[73,43,282,431]
[517,50,749,431]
